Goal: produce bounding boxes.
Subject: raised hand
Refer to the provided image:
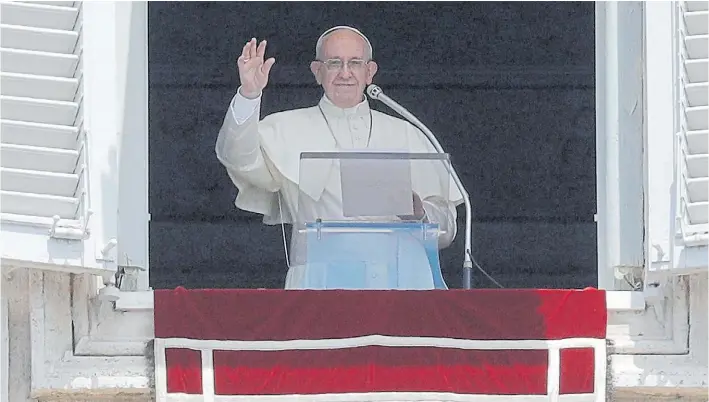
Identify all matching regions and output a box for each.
[237,38,276,99]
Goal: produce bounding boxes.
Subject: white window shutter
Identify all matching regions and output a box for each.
[0,1,86,228]
[673,0,708,273]
[1,1,148,296]
[0,1,122,281]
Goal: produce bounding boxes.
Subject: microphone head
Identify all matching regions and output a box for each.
[366,84,382,100]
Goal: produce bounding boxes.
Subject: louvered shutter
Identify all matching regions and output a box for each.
[674,0,709,271]
[0,1,87,229]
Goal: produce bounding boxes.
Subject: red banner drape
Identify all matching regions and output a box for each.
[154,288,606,397]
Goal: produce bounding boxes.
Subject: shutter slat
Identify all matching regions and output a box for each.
[685,58,708,83]
[687,130,709,153]
[0,48,78,78]
[687,177,709,202]
[0,72,78,101]
[0,190,78,219]
[0,120,78,150]
[0,144,78,174]
[685,11,709,34]
[0,1,79,31]
[686,82,708,106]
[686,105,709,130]
[0,167,78,197]
[686,154,708,178]
[0,95,78,126]
[14,1,76,7]
[686,1,709,11]
[687,202,709,224]
[685,35,709,59]
[0,24,78,54]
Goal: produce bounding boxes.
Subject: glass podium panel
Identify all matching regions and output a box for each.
[291,151,453,290]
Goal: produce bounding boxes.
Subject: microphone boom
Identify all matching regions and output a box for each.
[366,84,475,289]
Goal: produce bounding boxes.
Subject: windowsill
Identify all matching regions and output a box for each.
[605,290,645,312]
[1,218,115,277]
[114,289,647,313]
[115,290,154,311]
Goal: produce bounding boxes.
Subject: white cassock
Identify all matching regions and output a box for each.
[215,90,464,288]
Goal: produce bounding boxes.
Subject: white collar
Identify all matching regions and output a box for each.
[318,93,371,118]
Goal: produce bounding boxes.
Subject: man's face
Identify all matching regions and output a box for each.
[310,30,378,108]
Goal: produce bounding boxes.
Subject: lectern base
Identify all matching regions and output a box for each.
[301,221,447,290]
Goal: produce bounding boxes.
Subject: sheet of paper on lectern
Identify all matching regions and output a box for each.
[340,154,414,218]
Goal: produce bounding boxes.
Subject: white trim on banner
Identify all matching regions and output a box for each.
[153,336,607,402]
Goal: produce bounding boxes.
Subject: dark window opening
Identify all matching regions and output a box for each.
[148,1,596,290]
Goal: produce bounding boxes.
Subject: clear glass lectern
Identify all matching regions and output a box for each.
[293,151,453,290]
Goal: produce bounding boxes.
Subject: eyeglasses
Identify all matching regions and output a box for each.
[318,58,368,72]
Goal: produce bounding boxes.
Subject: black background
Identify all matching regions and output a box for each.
[148,1,597,290]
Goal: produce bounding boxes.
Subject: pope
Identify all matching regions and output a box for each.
[216,26,463,288]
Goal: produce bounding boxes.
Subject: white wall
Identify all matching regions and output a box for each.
[2,268,152,402]
[115,0,150,291]
[689,273,708,368]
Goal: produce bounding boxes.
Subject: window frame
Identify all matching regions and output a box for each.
[117,2,651,306]
[113,1,709,308]
[595,1,646,291]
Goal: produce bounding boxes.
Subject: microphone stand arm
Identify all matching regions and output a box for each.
[370,88,474,289]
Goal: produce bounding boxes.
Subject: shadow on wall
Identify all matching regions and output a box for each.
[148,1,597,290]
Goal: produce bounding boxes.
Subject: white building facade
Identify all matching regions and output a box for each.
[0,1,707,401]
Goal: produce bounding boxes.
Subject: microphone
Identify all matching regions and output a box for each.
[366,84,474,289]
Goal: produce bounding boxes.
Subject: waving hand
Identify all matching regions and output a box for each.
[237,38,276,99]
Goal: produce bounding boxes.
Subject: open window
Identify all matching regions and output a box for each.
[147,2,601,292]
